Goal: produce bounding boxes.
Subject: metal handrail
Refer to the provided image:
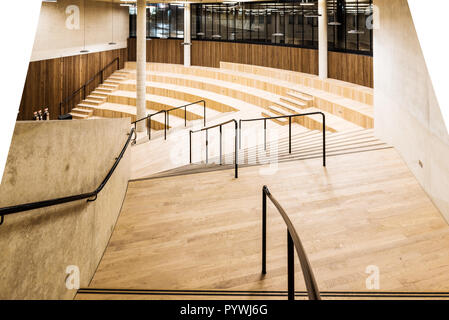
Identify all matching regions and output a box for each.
[132,110,167,142]
[0,128,136,225]
[59,57,120,115]
[239,112,326,167]
[262,185,321,300]
[166,100,206,129]
[189,119,238,178]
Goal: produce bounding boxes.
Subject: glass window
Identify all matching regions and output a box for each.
[129,1,372,56]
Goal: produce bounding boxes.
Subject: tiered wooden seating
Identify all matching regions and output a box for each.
[124,62,373,130]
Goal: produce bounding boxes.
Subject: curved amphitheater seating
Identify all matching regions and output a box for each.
[124,62,373,129]
[70,61,374,138]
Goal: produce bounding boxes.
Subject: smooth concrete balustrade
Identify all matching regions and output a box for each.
[0,118,131,299]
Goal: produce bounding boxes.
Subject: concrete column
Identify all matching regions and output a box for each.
[318,0,328,79]
[183,3,191,67]
[136,0,147,132]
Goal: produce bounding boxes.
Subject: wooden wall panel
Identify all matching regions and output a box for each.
[18,48,127,120]
[127,38,372,88]
[128,38,183,64]
[130,38,373,88]
[191,41,319,76]
[328,51,373,88]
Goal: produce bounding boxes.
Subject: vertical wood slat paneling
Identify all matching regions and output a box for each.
[127,38,183,64]
[128,38,372,88]
[328,51,373,88]
[18,48,128,120]
[190,41,319,76]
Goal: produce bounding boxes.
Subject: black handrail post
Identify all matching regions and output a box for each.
[203,101,206,127]
[239,120,242,149]
[101,70,104,84]
[322,113,326,167]
[234,120,239,179]
[83,85,86,100]
[205,130,209,164]
[133,122,137,144]
[289,116,292,154]
[164,111,167,140]
[167,110,170,131]
[184,106,187,127]
[147,117,150,141]
[287,231,295,301]
[189,130,192,164]
[219,125,222,165]
[264,118,267,151]
[234,121,238,179]
[262,186,267,275]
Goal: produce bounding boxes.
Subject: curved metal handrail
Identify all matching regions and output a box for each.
[189,119,238,178]
[132,110,167,142]
[0,128,136,225]
[262,185,321,300]
[240,112,326,167]
[166,100,206,129]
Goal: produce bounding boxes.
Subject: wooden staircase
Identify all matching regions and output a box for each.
[69,71,130,119]
[261,90,361,133]
[141,129,391,180]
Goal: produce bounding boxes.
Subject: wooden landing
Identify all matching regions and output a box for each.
[77,148,449,300]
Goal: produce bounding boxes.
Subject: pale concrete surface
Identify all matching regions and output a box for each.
[374,0,449,222]
[31,0,129,61]
[0,118,131,299]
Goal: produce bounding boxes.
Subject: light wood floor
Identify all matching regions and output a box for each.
[77,148,449,300]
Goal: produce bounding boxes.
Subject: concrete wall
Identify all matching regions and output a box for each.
[31,0,129,61]
[0,118,131,299]
[374,0,449,220]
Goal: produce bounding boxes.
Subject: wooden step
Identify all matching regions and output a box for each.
[286,91,314,106]
[87,95,107,102]
[268,105,289,116]
[273,100,303,114]
[109,76,127,81]
[77,104,95,110]
[104,79,122,85]
[91,90,110,97]
[280,96,308,109]
[96,87,114,93]
[115,70,131,75]
[70,112,89,120]
[71,108,93,116]
[101,83,119,88]
[82,99,102,106]
[261,111,289,125]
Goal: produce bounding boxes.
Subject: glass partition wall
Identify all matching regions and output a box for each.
[129,0,373,56]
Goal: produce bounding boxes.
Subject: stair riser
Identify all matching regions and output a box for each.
[261,112,288,126]
[280,98,310,109]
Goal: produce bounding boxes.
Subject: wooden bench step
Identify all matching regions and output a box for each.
[280,96,309,109]
[87,95,107,102]
[286,90,314,103]
[273,100,303,114]
[82,99,102,105]
[71,108,93,115]
[261,111,289,125]
[70,112,89,119]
